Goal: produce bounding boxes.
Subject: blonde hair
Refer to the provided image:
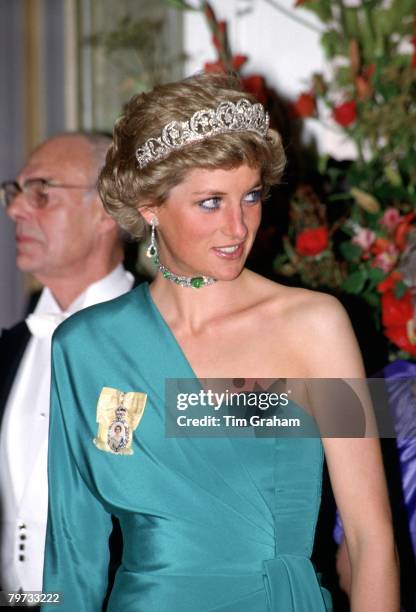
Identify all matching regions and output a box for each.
[98,73,286,239]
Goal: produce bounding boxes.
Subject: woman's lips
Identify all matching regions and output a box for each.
[212,243,244,259]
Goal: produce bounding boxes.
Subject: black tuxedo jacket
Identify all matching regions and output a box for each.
[0,277,148,608]
[0,321,31,427]
[0,319,122,611]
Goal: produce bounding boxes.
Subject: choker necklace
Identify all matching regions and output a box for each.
[155,257,216,289]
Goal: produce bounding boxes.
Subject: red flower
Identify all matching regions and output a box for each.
[371,237,393,255]
[363,63,376,80]
[412,36,416,68]
[241,74,268,105]
[382,290,412,328]
[232,54,248,71]
[377,271,402,294]
[295,227,329,257]
[355,64,376,100]
[333,100,357,127]
[394,213,415,251]
[382,290,416,355]
[355,76,371,101]
[204,60,226,73]
[292,92,316,118]
[384,324,416,356]
[204,54,248,75]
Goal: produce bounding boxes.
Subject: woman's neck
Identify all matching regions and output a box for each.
[149,268,252,335]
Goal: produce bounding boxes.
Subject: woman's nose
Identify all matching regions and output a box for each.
[222,204,248,241]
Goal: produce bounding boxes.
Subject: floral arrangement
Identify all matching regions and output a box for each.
[166,0,271,102]
[166,0,416,357]
[276,0,416,358]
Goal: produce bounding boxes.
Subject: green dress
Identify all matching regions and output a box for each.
[42,283,332,611]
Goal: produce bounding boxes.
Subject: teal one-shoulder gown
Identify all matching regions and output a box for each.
[42,284,332,611]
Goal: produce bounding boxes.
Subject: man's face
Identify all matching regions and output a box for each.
[7,136,105,283]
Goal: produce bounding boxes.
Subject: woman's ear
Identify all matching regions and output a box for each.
[138,205,158,227]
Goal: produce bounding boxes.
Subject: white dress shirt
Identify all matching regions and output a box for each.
[0,265,134,593]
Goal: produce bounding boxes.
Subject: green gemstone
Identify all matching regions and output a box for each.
[190,277,204,289]
[163,271,170,278]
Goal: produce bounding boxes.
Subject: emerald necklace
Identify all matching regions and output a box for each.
[155,256,216,289]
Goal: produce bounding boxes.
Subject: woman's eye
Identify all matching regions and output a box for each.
[198,197,221,211]
[244,189,262,205]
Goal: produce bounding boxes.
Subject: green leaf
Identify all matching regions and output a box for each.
[367,267,386,289]
[343,7,360,39]
[395,349,413,360]
[384,165,403,187]
[321,30,341,59]
[164,0,198,9]
[342,270,368,294]
[367,267,385,281]
[327,192,354,202]
[394,280,408,298]
[273,253,288,270]
[298,1,332,22]
[340,225,355,238]
[282,237,297,262]
[339,241,362,262]
[318,154,329,175]
[362,291,381,308]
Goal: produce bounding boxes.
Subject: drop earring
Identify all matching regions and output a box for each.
[146,217,158,259]
[146,215,216,288]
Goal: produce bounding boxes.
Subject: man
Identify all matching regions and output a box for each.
[0,133,134,595]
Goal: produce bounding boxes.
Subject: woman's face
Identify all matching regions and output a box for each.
[152,164,262,281]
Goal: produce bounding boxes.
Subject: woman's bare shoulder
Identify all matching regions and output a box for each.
[245,270,342,322]
[245,271,363,377]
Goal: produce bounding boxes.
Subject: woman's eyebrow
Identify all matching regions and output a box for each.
[191,189,227,196]
[192,183,262,196]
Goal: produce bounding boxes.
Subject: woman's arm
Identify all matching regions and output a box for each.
[42,337,113,611]
[303,294,399,611]
[336,536,352,595]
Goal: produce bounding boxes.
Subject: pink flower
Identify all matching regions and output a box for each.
[380,207,403,231]
[373,244,399,273]
[352,228,376,251]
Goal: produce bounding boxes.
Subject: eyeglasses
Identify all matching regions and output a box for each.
[0,178,96,210]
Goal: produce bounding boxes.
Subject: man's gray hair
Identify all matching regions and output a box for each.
[83,133,112,174]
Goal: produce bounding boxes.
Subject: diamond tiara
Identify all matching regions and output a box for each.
[135,98,270,169]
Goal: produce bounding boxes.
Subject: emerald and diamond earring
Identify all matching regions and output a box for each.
[147,216,216,288]
[146,217,158,259]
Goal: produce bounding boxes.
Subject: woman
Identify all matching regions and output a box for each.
[42,73,398,611]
